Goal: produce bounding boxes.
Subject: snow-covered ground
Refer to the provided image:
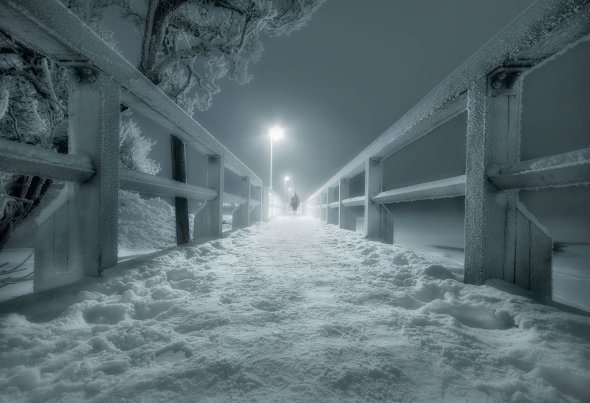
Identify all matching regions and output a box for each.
[1,216,589,402]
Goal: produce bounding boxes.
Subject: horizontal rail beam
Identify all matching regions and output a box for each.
[341,196,365,207]
[328,201,339,209]
[372,175,466,204]
[490,148,590,190]
[223,192,247,205]
[0,139,94,182]
[120,169,217,201]
[0,0,262,186]
[307,0,590,202]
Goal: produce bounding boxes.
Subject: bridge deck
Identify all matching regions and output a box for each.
[1,217,589,401]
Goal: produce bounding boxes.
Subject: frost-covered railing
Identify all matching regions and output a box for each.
[0,0,268,293]
[267,189,287,219]
[304,0,590,300]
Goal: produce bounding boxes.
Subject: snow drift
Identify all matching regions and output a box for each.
[1,216,589,402]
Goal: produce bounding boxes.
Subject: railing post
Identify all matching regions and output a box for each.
[322,190,328,222]
[233,176,250,229]
[194,155,224,238]
[327,186,338,225]
[464,67,552,297]
[256,183,264,222]
[34,68,121,291]
[69,68,119,273]
[339,178,354,231]
[364,158,381,239]
[171,135,189,245]
[363,158,394,243]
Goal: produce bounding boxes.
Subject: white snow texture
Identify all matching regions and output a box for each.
[1,216,589,402]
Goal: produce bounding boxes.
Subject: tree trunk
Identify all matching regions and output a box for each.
[0,176,52,251]
[139,0,188,82]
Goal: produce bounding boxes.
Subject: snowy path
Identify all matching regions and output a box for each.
[1,217,590,402]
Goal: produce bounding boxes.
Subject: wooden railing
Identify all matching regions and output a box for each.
[305,0,590,300]
[0,0,271,293]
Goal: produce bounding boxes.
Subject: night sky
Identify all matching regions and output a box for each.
[196,0,535,197]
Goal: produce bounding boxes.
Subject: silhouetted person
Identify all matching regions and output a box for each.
[290,193,300,214]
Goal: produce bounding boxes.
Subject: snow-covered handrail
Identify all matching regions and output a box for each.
[307,0,590,201]
[119,169,218,201]
[489,148,590,190]
[223,192,247,206]
[0,0,262,187]
[341,196,364,207]
[372,175,466,204]
[0,139,94,183]
[305,0,590,301]
[0,0,268,293]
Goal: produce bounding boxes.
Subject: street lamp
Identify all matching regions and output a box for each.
[269,126,284,191]
[283,176,290,203]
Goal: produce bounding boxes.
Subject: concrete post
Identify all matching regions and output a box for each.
[464,67,552,297]
[232,176,250,229]
[194,155,224,238]
[339,177,355,231]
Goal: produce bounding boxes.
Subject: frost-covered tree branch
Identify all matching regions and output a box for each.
[138,0,325,113]
[60,0,324,113]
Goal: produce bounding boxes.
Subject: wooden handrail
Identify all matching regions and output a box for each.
[489,148,590,190]
[119,169,218,201]
[372,175,466,204]
[0,0,262,186]
[0,139,95,183]
[306,0,590,202]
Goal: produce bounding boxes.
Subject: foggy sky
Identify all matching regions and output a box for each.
[196,0,535,198]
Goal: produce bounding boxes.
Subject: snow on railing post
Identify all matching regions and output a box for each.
[261,186,270,221]
[364,157,393,243]
[171,135,190,245]
[327,186,338,225]
[70,68,120,275]
[339,178,355,231]
[321,190,328,222]
[34,67,121,290]
[233,176,250,229]
[464,67,552,296]
[258,185,264,221]
[194,155,224,238]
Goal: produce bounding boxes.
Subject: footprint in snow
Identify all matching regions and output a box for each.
[251,300,283,312]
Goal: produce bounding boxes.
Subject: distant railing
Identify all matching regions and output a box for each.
[305,0,590,300]
[0,0,272,293]
[267,190,287,219]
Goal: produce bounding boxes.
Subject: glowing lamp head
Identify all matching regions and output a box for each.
[284,176,290,182]
[269,126,284,140]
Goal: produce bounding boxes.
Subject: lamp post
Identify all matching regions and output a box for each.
[269,126,284,192]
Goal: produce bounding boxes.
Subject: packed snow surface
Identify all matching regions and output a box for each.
[1,216,590,402]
